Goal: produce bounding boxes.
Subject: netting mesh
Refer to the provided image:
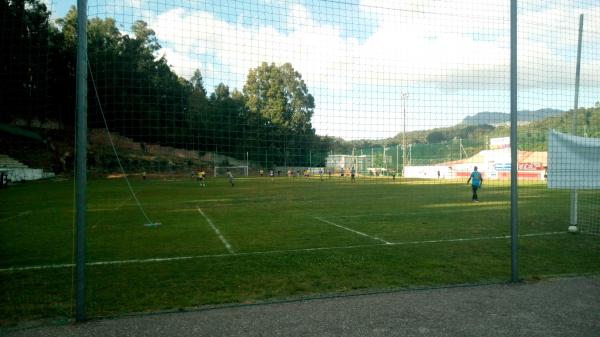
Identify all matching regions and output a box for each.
[1,0,599,323]
[214,166,248,177]
[82,0,511,177]
[579,190,600,235]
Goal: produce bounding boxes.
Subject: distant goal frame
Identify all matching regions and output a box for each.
[214,166,249,177]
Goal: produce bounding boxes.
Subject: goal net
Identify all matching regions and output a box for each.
[548,131,600,234]
[214,166,249,177]
[578,190,600,235]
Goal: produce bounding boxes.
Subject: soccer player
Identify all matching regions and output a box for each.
[351,166,356,183]
[0,171,7,188]
[466,166,483,202]
[226,169,234,186]
[199,169,206,187]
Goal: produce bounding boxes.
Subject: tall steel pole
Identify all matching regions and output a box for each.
[401,93,408,175]
[396,144,399,173]
[383,146,386,173]
[570,14,584,230]
[510,0,519,283]
[75,0,88,322]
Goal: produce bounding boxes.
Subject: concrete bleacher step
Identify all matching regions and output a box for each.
[0,154,55,183]
[0,154,27,168]
[0,161,28,169]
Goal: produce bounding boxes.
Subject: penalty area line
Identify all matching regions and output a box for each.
[197,207,234,254]
[0,231,567,273]
[0,210,32,223]
[0,244,387,273]
[393,231,568,245]
[314,216,391,244]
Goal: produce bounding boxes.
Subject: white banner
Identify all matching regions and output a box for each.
[490,137,510,149]
[548,130,600,189]
[404,166,450,179]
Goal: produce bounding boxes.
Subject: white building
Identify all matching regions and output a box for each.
[326,154,392,174]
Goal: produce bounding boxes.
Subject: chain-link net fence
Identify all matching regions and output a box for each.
[1,0,598,324]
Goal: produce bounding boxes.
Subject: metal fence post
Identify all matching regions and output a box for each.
[75,0,88,322]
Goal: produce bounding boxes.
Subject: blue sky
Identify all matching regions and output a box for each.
[47,0,600,140]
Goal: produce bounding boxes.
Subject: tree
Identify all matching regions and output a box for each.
[426,131,447,144]
[132,20,160,52]
[1,0,56,123]
[243,62,315,132]
[191,69,207,97]
[210,83,230,102]
[2,4,338,168]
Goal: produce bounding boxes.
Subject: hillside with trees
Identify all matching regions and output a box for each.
[461,108,564,125]
[357,104,600,166]
[0,0,350,171]
[493,104,600,151]
[1,0,598,172]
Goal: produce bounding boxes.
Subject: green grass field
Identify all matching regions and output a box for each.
[1,175,599,325]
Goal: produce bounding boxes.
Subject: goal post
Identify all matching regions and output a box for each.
[214,166,249,177]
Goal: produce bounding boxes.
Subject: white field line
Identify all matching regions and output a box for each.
[76,196,135,212]
[396,231,567,245]
[314,216,391,244]
[197,207,234,254]
[165,208,197,213]
[184,199,231,203]
[328,208,489,219]
[0,210,32,223]
[0,231,567,273]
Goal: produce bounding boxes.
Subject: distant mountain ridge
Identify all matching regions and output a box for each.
[461,108,564,125]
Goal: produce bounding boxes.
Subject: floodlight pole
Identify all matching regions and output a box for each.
[570,14,584,230]
[75,0,88,322]
[509,0,519,283]
[396,144,399,173]
[401,93,408,175]
[383,146,386,172]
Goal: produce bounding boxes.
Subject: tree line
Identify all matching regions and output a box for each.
[5,1,595,169]
[0,0,351,167]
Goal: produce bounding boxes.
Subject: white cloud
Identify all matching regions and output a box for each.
[157,47,205,81]
[149,1,599,139]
